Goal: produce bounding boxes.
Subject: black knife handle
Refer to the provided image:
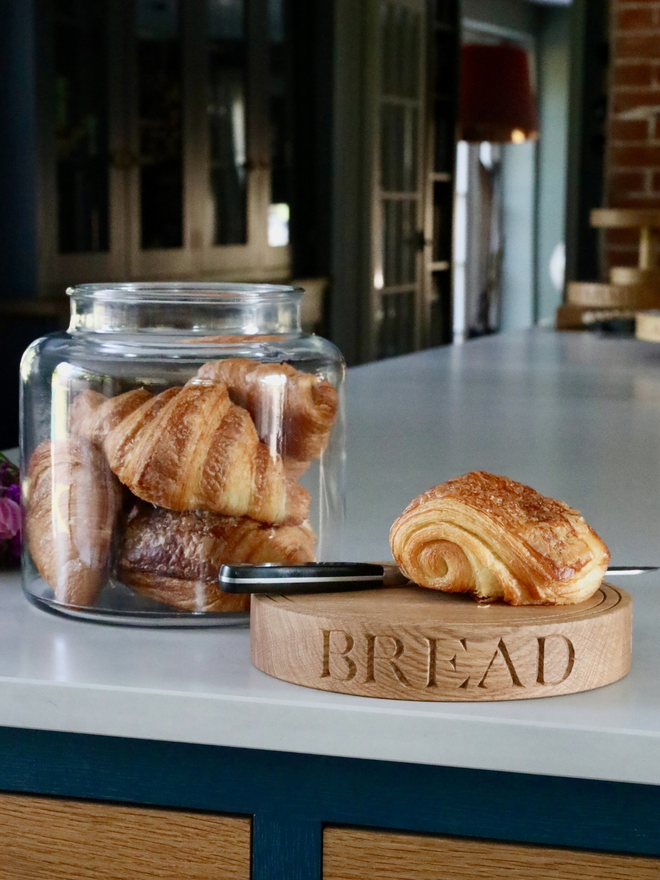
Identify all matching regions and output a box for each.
[219,562,387,594]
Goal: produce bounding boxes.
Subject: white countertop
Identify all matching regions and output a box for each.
[6,329,660,786]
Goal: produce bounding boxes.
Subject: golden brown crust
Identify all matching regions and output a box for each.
[70,388,153,446]
[389,471,611,605]
[196,358,339,461]
[118,506,316,611]
[120,570,251,613]
[102,380,310,524]
[25,438,121,606]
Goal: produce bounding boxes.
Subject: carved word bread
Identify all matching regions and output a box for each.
[389,471,610,606]
[119,506,316,612]
[26,439,121,606]
[196,359,339,462]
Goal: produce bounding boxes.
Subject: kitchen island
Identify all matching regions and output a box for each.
[3,329,660,878]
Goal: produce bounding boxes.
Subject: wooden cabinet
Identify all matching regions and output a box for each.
[0,793,250,880]
[323,827,660,880]
[36,0,291,293]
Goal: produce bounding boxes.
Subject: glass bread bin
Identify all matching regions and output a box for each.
[20,283,346,626]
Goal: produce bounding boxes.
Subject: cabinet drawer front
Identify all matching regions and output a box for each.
[0,793,250,880]
[323,827,660,880]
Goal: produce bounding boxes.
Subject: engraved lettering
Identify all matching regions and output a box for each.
[536,635,575,685]
[459,677,470,689]
[321,630,356,680]
[449,654,457,671]
[478,638,524,688]
[425,637,438,688]
[365,634,410,686]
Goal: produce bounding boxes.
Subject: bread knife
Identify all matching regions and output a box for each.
[218,562,658,595]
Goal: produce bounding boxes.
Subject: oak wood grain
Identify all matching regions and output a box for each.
[566,282,660,309]
[0,792,250,880]
[251,584,631,701]
[323,827,660,880]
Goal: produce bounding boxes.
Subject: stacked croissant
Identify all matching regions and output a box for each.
[25,359,339,611]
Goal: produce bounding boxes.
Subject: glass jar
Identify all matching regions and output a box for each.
[20,283,346,626]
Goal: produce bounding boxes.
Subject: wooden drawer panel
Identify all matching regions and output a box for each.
[323,827,660,880]
[0,793,250,880]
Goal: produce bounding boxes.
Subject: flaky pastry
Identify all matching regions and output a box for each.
[89,380,310,525]
[196,358,339,461]
[119,506,316,612]
[25,439,121,606]
[389,471,610,606]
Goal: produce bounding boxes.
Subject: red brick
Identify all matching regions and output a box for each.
[604,228,640,247]
[611,88,660,113]
[609,117,650,140]
[606,248,638,269]
[615,7,656,31]
[653,117,660,138]
[610,143,660,165]
[612,63,654,87]
[615,34,660,60]
[651,170,660,188]
[609,169,648,193]
[605,193,660,210]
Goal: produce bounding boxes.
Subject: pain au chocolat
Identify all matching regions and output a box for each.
[389,471,610,606]
[119,506,316,612]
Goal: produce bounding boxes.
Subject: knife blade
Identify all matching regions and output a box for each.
[218,562,658,595]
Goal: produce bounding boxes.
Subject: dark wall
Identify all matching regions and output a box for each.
[565,0,609,284]
[287,0,334,284]
[0,0,39,299]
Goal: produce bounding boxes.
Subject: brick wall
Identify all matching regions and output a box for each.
[606,0,660,268]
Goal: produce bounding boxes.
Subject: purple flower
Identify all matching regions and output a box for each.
[5,484,20,505]
[0,497,21,542]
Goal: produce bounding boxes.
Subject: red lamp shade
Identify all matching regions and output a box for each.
[459,43,539,143]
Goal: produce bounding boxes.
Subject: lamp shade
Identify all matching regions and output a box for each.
[459,43,539,143]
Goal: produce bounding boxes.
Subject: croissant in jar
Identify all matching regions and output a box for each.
[102,379,310,525]
[119,505,316,612]
[196,358,339,462]
[70,387,152,446]
[25,438,121,606]
[389,471,610,606]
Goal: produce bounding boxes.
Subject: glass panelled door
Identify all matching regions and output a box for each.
[371,0,426,360]
[40,0,127,290]
[129,0,191,277]
[198,0,290,277]
[40,0,291,292]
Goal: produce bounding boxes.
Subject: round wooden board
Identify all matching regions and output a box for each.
[251,584,632,702]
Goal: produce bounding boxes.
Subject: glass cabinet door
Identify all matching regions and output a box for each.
[196,0,290,278]
[370,0,426,360]
[128,0,191,278]
[39,0,291,291]
[39,0,127,291]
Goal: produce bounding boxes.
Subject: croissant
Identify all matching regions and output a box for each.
[119,506,316,612]
[196,358,339,461]
[70,388,152,446]
[389,471,610,606]
[103,379,309,524]
[25,439,121,606]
